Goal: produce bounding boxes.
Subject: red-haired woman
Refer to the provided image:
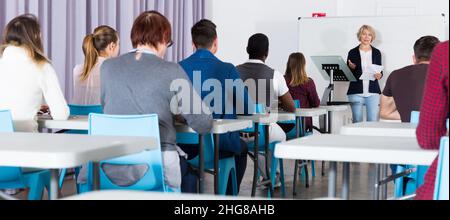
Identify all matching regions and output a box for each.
[98,11,213,191]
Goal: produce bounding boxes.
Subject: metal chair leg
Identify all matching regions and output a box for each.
[304,163,309,188]
[322,161,326,176]
[293,160,299,197]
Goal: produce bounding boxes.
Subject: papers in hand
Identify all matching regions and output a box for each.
[360,72,375,81]
[360,64,384,81]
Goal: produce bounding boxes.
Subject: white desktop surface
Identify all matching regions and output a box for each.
[176,119,252,134]
[38,115,89,131]
[341,122,417,138]
[238,113,295,124]
[64,190,258,200]
[296,108,328,117]
[0,132,157,169]
[320,105,349,112]
[275,134,437,166]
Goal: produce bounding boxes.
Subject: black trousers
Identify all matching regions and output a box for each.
[179,140,248,195]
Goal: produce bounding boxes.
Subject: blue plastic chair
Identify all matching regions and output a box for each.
[66,104,103,135]
[0,110,50,200]
[277,100,316,191]
[80,114,166,193]
[176,133,238,195]
[410,111,420,124]
[434,137,449,200]
[69,104,103,116]
[279,100,302,140]
[59,105,103,188]
[394,111,429,198]
[243,104,286,198]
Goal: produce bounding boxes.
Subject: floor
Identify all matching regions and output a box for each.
[14,159,394,200]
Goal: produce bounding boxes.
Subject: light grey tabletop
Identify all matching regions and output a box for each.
[275,134,437,166]
[176,119,252,134]
[38,115,89,131]
[295,108,328,117]
[238,113,296,124]
[341,122,417,138]
[0,132,157,169]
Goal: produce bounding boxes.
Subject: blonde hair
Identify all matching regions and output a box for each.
[80,25,118,81]
[1,14,49,66]
[285,53,309,87]
[357,25,376,43]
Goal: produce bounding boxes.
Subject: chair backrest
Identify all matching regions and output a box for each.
[253,104,275,145]
[0,110,23,184]
[294,100,301,108]
[241,104,266,133]
[255,103,266,114]
[0,110,14,132]
[66,105,103,135]
[396,111,428,195]
[410,111,420,124]
[69,105,103,116]
[278,100,301,139]
[434,136,449,200]
[176,133,215,166]
[88,114,165,191]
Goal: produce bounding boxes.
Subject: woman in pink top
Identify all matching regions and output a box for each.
[72,26,119,105]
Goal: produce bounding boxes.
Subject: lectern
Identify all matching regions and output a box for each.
[311,56,357,105]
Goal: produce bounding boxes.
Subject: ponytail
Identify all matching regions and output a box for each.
[79,25,118,82]
[80,34,99,82]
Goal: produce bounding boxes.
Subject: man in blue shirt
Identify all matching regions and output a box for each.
[179,19,253,194]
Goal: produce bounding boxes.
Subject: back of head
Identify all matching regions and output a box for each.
[286,52,309,87]
[414,36,440,63]
[81,25,118,81]
[1,14,48,66]
[131,11,172,49]
[191,19,217,49]
[247,33,269,60]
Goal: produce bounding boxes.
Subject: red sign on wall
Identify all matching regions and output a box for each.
[312,13,327,17]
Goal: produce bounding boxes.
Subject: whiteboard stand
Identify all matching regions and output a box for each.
[312,56,356,135]
[311,56,357,106]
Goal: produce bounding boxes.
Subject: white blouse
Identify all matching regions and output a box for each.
[359,50,377,97]
[0,46,69,132]
[71,57,106,105]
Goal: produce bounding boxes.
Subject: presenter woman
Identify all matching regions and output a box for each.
[347,25,383,123]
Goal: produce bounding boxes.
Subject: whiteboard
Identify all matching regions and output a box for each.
[298,15,447,101]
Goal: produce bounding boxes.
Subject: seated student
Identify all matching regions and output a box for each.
[0,14,69,133]
[237,33,296,184]
[380,36,440,122]
[99,11,213,191]
[72,26,119,105]
[237,33,296,141]
[415,41,449,200]
[284,52,321,132]
[0,15,69,195]
[179,20,254,194]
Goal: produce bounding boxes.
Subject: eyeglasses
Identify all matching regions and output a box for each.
[167,40,174,48]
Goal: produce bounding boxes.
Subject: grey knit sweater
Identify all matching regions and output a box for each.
[101,52,213,151]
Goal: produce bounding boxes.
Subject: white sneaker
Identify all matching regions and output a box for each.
[273,172,282,188]
[3,189,18,195]
[259,172,282,189]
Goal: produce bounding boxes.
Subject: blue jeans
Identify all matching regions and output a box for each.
[348,94,380,123]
